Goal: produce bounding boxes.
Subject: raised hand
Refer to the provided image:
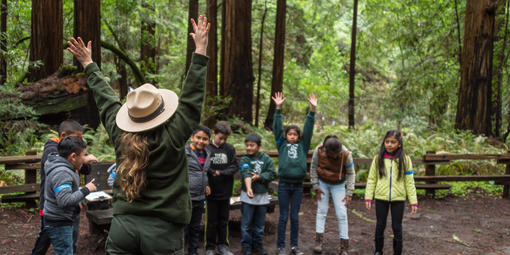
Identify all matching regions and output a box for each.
[308,93,317,112]
[190,15,211,56]
[271,92,286,110]
[67,37,93,68]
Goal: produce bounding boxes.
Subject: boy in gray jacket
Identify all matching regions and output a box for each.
[43,136,97,255]
[185,125,212,255]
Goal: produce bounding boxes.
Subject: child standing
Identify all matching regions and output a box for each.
[365,130,418,255]
[43,136,97,255]
[31,119,97,255]
[272,92,317,255]
[240,133,276,255]
[310,135,356,255]
[205,121,238,255]
[186,125,212,255]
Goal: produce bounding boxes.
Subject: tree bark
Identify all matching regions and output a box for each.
[206,0,218,99]
[264,0,286,129]
[255,0,268,127]
[30,0,63,82]
[220,0,225,96]
[348,0,358,129]
[455,0,498,136]
[0,0,6,85]
[74,0,101,69]
[223,0,254,123]
[74,0,101,129]
[141,2,156,83]
[185,0,199,75]
[494,0,509,137]
[455,0,463,66]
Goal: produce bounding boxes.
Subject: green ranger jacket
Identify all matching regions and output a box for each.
[84,53,208,225]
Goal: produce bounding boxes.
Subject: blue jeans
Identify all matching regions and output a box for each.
[45,225,73,255]
[277,182,303,249]
[316,180,349,239]
[241,202,267,248]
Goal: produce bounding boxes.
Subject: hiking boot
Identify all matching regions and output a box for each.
[205,249,216,255]
[242,246,252,255]
[339,239,349,255]
[375,237,384,254]
[278,248,287,255]
[252,244,267,255]
[217,244,233,255]
[291,246,304,255]
[313,233,324,254]
[393,239,402,255]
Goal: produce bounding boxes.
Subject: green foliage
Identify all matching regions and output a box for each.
[82,125,116,162]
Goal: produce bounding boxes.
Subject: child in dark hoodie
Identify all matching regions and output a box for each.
[272,92,317,255]
[43,136,97,255]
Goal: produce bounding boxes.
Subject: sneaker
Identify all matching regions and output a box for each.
[291,247,304,255]
[217,244,233,255]
[278,248,287,255]
[242,246,252,255]
[205,249,216,255]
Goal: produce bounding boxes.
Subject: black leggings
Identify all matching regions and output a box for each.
[375,200,404,241]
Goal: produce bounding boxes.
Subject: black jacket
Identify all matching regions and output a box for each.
[206,142,238,200]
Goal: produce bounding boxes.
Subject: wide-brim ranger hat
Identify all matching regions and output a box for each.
[116,83,178,133]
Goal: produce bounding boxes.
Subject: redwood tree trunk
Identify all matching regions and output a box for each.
[255,0,268,127]
[74,0,101,129]
[141,2,156,83]
[223,0,253,123]
[494,0,509,137]
[185,0,199,74]
[30,0,63,81]
[220,0,225,96]
[264,0,286,129]
[74,0,101,69]
[206,0,218,99]
[0,0,6,85]
[348,0,358,129]
[455,0,498,136]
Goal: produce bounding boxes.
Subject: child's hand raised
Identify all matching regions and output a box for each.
[272,92,286,110]
[190,15,211,56]
[308,93,317,112]
[67,37,93,68]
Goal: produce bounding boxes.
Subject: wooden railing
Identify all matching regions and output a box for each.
[1,151,510,207]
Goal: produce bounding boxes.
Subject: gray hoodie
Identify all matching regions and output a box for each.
[185,144,211,201]
[43,153,90,226]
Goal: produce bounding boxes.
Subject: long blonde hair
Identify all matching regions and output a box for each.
[117,132,149,202]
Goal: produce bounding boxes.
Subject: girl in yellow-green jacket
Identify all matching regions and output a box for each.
[364,130,417,255]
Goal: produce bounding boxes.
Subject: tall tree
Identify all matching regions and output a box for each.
[206,0,218,100]
[185,0,199,74]
[74,0,101,69]
[255,0,268,127]
[223,0,254,123]
[141,1,156,83]
[494,0,509,137]
[455,0,498,136]
[264,0,286,129]
[30,0,63,81]
[74,0,101,128]
[348,0,358,129]
[220,0,225,96]
[0,0,6,85]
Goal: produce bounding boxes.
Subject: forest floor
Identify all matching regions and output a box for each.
[1,193,510,255]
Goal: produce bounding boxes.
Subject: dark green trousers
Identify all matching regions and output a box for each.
[106,214,185,255]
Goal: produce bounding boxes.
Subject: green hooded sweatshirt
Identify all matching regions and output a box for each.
[240,152,276,194]
[84,53,208,225]
[273,109,315,183]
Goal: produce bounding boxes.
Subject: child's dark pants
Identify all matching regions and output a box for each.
[206,199,230,250]
[187,200,205,254]
[375,200,404,254]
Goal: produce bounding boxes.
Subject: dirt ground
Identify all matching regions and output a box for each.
[1,194,510,255]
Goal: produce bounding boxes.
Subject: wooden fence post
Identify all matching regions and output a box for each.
[24,151,37,208]
[425,151,436,197]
